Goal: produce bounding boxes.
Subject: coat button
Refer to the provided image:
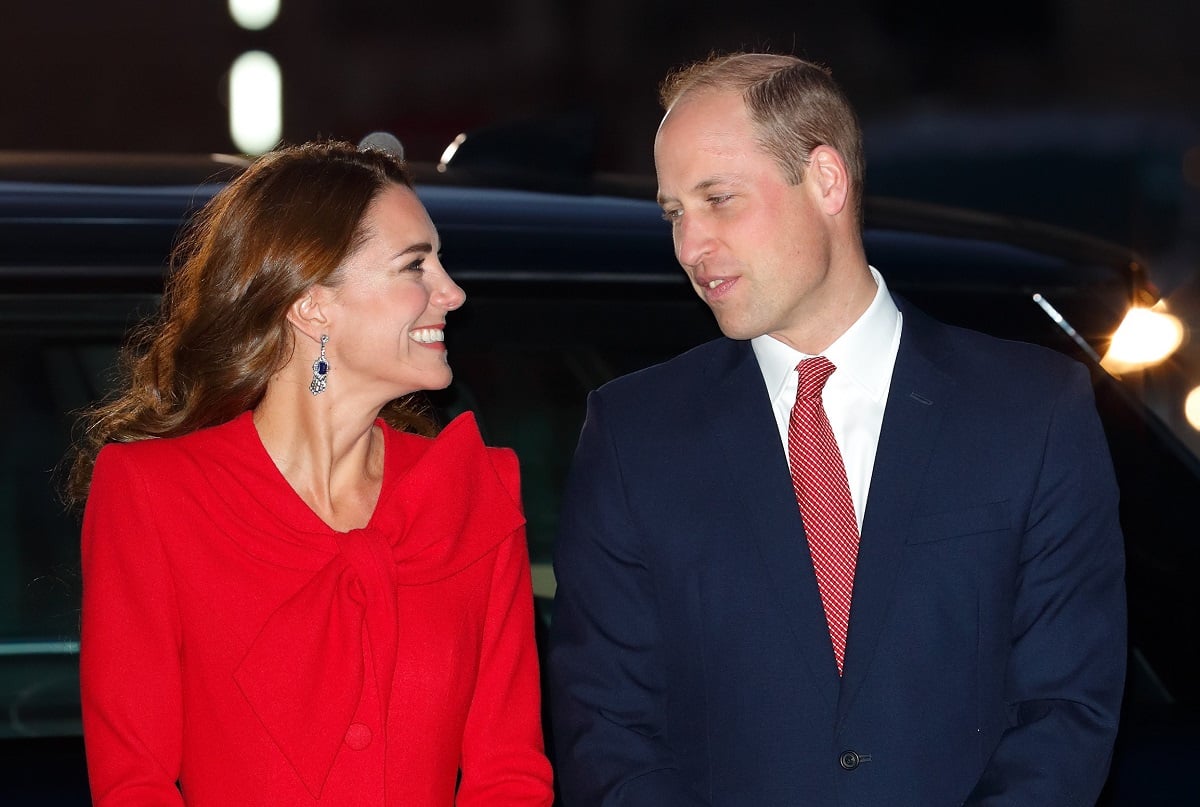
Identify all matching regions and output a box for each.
[344,722,372,750]
[838,750,860,770]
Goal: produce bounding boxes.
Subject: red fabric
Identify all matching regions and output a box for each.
[80,411,553,806]
[788,357,860,675]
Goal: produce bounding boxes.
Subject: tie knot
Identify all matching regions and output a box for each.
[796,356,836,399]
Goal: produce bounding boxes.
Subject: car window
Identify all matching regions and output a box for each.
[428,289,721,566]
[0,291,156,732]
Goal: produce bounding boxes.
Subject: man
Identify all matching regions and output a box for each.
[548,52,1126,806]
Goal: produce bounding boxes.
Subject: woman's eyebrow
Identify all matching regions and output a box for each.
[391,241,433,259]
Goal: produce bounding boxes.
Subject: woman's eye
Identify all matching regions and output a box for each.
[404,259,426,274]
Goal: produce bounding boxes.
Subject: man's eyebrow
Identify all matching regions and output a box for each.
[657,177,735,207]
[693,177,734,193]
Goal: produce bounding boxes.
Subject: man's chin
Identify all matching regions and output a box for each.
[714,320,762,341]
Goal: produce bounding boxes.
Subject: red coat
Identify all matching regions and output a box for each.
[81,411,554,806]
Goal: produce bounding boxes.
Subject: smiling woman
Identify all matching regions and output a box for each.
[62,140,554,807]
[296,183,465,408]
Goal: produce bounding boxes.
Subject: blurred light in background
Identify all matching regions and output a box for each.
[229,51,282,155]
[1101,301,1186,373]
[1186,386,1200,431]
[229,0,280,31]
[1184,144,1200,190]
[438,133,467,172]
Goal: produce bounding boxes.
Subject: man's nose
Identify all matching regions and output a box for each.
[675,217,714,268]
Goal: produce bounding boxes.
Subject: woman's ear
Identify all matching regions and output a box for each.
[808,145,849,217]
[286,289,329,341]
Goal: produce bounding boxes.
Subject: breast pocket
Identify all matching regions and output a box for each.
[908,500,1011,545]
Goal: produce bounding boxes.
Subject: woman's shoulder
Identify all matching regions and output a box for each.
[95,411,254,475]
[381,410,521,492]
[383,410,511,457]
[373,411,526,578]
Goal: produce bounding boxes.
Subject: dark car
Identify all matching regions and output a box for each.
[1,149,1197,805]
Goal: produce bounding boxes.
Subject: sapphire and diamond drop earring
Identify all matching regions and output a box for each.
[309,334,329,395]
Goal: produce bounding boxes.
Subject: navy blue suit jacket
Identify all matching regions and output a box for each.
[548,299,1126,806]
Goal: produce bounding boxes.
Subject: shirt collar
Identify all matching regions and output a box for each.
[752,266,899,404]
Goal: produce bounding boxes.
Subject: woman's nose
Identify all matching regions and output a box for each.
[438,274,466,311]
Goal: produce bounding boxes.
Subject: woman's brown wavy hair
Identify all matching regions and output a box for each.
[65,139,437,508]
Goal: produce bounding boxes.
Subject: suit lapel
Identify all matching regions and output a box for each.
[704,340,841,707]
[838,303,954,712]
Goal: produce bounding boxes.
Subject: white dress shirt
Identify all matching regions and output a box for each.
[751,267,903,530]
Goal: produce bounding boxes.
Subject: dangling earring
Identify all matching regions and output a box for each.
[309,334,329,395]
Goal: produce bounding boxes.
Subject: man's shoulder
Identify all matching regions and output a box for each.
[948,320,1085,382]
[597,336,738,398]
[900,296,1086,382]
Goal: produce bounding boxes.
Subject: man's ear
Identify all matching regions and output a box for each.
[285,288,330,341]
[808,145,849,217]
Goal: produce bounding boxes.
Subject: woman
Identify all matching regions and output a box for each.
[66,140,554,806]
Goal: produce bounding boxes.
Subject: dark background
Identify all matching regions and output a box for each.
[2,0,1198,287]
[2,5,1199,801]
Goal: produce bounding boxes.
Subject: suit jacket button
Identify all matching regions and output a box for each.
[839,750,860,770]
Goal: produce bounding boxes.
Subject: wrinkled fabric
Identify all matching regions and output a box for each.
[81,411,553,807]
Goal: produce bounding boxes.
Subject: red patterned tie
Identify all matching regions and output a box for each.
[788,356,860,675]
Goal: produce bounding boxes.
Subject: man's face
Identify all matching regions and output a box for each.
[654,90,837,344]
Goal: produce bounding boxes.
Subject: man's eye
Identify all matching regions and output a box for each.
[708,194,732,206]
[660,208,682,222]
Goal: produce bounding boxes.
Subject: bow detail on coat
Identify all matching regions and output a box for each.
[232,413,525,797]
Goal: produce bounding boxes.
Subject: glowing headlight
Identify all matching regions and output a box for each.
[1103,303,1185,370]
